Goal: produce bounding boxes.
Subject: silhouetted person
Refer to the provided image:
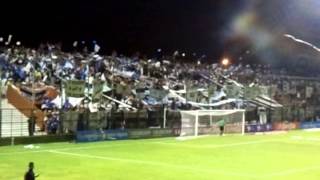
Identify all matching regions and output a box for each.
[24,162,39,180]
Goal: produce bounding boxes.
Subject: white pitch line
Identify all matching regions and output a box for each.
[0,138,174,156]
[264,166,320,178]
[0,139,276,156]
[0,143,133,156]
[48,150,258,178]
[153,139,276,149]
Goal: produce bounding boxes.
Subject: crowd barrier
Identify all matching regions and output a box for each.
[77,123,244,143]
[0,135,74,146]
[245,122,302,133]
[3,121,320,145]
[245,123,273,133]
[76,129,129,142]
[300,121,320,129]
[76,128,176,142]
[272,122,300,131]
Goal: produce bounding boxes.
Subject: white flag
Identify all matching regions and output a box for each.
[7,34,12,44]
[73,41,78,47]
[94,44,100,53]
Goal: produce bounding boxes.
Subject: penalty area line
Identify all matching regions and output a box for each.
[153,139,277,149]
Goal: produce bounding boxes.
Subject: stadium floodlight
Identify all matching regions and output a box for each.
[221,58,230,66]
[179,109,246,137]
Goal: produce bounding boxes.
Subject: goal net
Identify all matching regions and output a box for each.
[179,109,245,136]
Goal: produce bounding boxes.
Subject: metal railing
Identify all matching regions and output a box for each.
[0,108,181,138]
[2,105,319,139]
[0,108,43,138]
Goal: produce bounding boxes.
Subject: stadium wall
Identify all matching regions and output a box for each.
[272,122,300,131]
[76,128,177,142]
[2,121,320,145]
[0,134,74,146]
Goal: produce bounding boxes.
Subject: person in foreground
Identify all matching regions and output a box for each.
[25,162,39,180]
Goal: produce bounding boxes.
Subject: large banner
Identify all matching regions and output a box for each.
[92,80,104,102]
[65,80,86,97]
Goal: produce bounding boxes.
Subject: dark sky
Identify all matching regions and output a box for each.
[0,0,242,58]
[3,0,320,67]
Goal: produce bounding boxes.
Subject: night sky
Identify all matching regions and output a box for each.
[0,0,243,58]
[1,0,320,65]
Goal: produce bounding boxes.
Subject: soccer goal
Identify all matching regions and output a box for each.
[179,109,245,136]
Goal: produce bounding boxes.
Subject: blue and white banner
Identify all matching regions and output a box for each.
[300,122,320,129]
[245,123,272,133]
[76,130,128,142]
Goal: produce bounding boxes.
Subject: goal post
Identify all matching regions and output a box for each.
[179,109,246,137]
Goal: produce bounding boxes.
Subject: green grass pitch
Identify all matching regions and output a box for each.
[1,130,320,180]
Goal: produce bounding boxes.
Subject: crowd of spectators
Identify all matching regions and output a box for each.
[1,41,320,123]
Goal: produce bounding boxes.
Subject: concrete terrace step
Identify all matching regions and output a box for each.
[1,98,41,137]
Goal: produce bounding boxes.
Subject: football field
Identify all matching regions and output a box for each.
[1,130,320,180]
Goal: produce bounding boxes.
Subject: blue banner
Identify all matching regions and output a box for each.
[76,130,102,142]
[265,124,273,131]
[104,130,129,140]
[300,122,320,129]
[76,129,128,142]
[245,125,257,133]
[245,123,272,133]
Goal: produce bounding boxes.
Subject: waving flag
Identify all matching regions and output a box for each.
[284,34,320,53]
